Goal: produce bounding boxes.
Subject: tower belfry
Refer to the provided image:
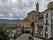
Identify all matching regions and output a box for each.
[36,2,39,12]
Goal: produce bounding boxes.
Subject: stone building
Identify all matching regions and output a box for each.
[43,2,53,39]
[17,1,53,39]
[20,2,43,37]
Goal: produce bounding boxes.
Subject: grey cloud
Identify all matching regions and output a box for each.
[0,0,53,20]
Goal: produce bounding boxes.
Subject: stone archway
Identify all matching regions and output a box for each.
[31,22,35,36]
[31,22,35,28]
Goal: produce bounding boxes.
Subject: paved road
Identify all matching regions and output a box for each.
[16,33,30,40]
[33,37,43,40]
[10,33,43,40]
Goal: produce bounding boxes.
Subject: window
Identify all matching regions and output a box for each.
[41,25,43,28]
[52,10,53,13]
[46,13,48,18]
[52,16,53,19]
[45,33,48,38]
[45,26,47,31]
[46,19,48,25]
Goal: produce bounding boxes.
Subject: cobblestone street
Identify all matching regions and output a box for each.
[10,33,43,40]
[33,37,43,40]
[16,33,30,40]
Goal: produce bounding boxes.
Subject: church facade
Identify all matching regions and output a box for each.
[18,1,53,39]
[20,3,43,38]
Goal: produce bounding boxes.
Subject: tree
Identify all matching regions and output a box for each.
[0,27,9,40]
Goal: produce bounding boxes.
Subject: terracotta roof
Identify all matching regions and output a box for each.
[22,10,43,22]
[22,19,30,22]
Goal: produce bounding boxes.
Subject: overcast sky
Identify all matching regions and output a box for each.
[0,0,53,20]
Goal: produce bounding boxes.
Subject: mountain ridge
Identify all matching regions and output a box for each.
[0,19,22,23]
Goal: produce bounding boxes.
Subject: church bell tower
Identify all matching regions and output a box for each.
[36,2,39,12]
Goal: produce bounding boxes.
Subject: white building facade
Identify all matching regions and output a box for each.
[43,2,53,39]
